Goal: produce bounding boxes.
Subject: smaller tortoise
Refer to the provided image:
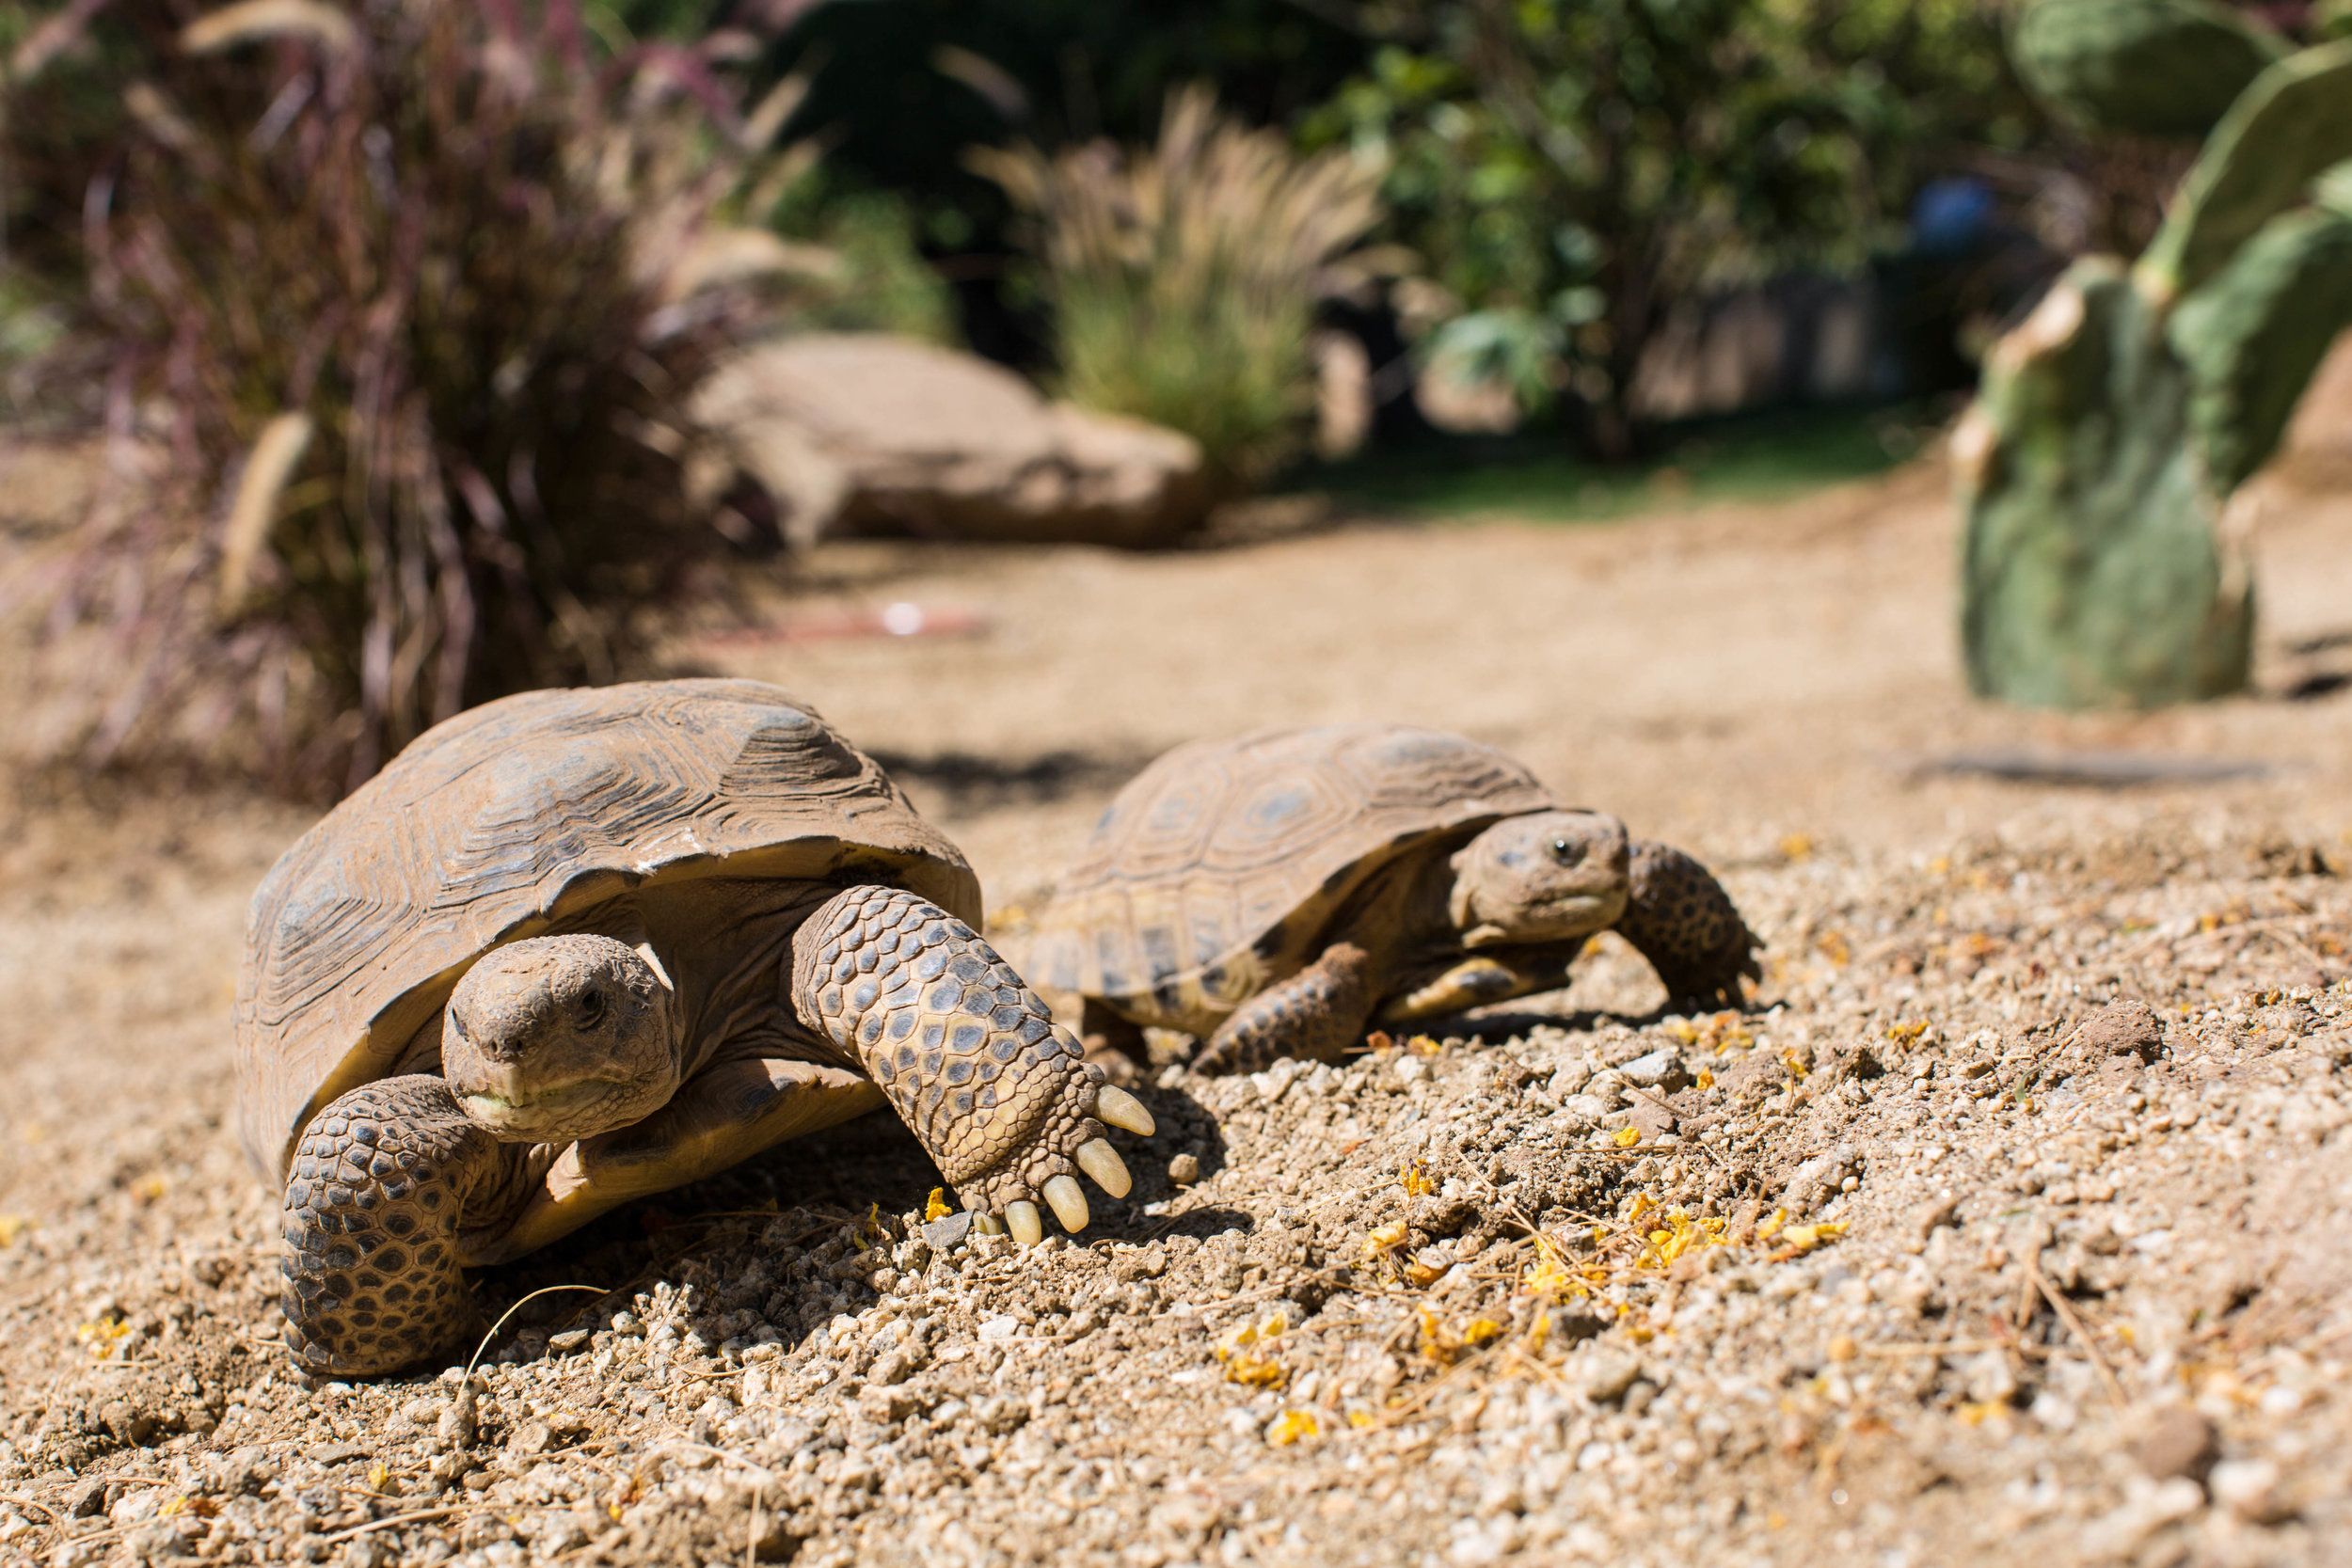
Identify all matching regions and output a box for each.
[1022,724,1759,1072]
[237,679,1153,1376]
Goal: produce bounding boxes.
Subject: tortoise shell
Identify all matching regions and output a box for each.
[1025,724,1556,1029]
[233,679,977,1180]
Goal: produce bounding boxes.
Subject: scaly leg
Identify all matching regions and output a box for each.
[279,1075,538,1376]
[1616,840,1763,1006]
[1195,942,1376,1074]
[790,886,1157,1244]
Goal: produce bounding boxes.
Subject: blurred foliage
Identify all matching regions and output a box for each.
[976,87,1388,487]
[764,180,960,342]
[22,0,789,794]
[763,0,1370,248]
[1312,401,1933,523]
[1303,0,2045,457]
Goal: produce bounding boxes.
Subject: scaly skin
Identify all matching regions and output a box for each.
[790,885,1110,1212]
[1614,840,1763,1006]
[1196,943,1376,1074]
[280,1075,535,1376]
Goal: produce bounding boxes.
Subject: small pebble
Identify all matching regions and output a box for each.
[922,1211,976,1251]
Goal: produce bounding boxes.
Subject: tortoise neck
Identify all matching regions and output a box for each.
[628,878,836,1073]
[1331,848,1462,975]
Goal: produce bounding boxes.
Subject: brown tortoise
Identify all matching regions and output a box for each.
[1022,724,1760,1072]
[236,679,1154,1375]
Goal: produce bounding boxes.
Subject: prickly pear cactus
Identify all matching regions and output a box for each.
[2012,0,2282,138]
[1956,264,2254,707]
[1959,24,2352,708]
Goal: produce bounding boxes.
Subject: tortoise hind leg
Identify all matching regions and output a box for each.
[1078,999,1151,1085]
[280,1075,532,1376]
[1195,942,1376,1074]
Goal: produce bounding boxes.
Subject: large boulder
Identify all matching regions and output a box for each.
[696,334,1210,548]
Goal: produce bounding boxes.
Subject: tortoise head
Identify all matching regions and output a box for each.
[1448,810,1630,948]
[441,934,682,1142]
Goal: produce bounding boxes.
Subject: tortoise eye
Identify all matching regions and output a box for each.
[1550,837,1579,864]
[578,989,608,1028]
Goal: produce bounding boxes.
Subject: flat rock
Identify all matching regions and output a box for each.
[695,334,1209,548]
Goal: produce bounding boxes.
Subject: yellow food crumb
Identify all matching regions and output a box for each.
[1884,1020,1930,1044]
[0,1215,28,1246]
[1362,1220,1409,1258]
[1267,1409,1319,1446]
[1223,1354,1287,1388]
[366,1462,395,1495]
[1347,1409,1376,1429]
[1462,1318,1504,1346]
[1613,1125,1640,1148]
[1216,1308,1291,1386]
[1780,1049,1810,1080]
[1695,1069,1715,1091]
[74,1315,131,1360]
[1772,1220,1849,1259]
[923,1188,951,1223]
[1400,1160,1434,1196]
[1406,1034,1443,1057]
[131,1176,167,1203]
[1404,1259,1444,1288]
[1779,832,1814,862]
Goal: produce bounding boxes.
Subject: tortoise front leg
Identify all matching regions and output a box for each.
[790,886,1158,1245]
[279,1075,539,1376]
[1195,942,1376,1074]
[1616,840,1763,1007]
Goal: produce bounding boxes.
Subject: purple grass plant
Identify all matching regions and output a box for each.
[24,0,798,794]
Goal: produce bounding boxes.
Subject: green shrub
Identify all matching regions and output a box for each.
[975,86,1386,488]
[766,183,961,343]
[24,0,790,793]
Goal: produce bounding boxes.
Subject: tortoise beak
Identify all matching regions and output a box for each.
[458,1074,637,1140]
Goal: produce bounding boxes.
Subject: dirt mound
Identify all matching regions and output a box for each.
[6,456,2352,1565]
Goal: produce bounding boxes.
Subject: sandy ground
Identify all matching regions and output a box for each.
[4,411,2352,1566]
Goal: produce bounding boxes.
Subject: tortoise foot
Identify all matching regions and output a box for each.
[793,885,1158,1243]
[280,1075,505,1376]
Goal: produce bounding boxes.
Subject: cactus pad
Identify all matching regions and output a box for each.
[1957,262,2254,708]
[2011,0,2283,138]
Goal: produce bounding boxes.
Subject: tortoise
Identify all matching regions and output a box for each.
[1021,723,1760,1073]
[236,678,1154,1376]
